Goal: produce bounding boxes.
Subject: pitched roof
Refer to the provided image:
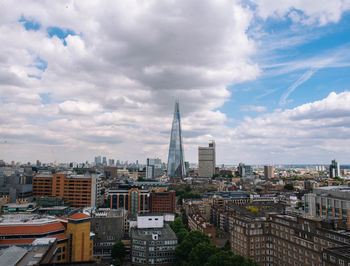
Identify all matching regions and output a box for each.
[0,221,64,236]
[52,233,69,241]
[0,238,34,246]
[68,212,90,220]
[0,233,67,247]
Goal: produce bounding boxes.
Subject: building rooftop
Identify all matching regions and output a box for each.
[131,224,177,241]
[68,212,90,220]
[0,245,28,266]
[0,221,64,236]
[324,245,350,259]
[17,238,56,266]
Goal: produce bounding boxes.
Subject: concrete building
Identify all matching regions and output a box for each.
[150,191,176,213]
[198,140,216,178]
[237,163,253,177]
[33,172,103,208]
[264,165,274,178]
[0,168,33,203]
[130,214,177,265]
[305,186,350,228]
[91,208,125,258]
[146,158,163,180]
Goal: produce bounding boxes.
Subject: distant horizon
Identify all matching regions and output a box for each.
[3,158,350,168]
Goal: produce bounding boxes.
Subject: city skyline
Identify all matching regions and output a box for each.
[1,1,350,164]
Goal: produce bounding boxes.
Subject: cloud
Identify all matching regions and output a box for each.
[0,0,259,163]
[220,91,350,164]
[252,0,350,25]
[241,105,267,112]
[58,101,102,116]
[279,68,318,105]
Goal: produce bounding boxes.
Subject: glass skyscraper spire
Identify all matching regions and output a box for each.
[167,101,186,179]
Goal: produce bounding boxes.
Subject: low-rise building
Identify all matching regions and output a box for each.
[33,172,103,208]
[90,208,125,258]
[150,191,176,213]
[0,212,94,263]
[108,187,150,214]
[305,186,350,228]
[130,214,177,265]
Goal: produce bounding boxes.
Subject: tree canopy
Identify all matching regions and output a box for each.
[171,216,257,266]
[284,183,294,190]
[111,241,125,262]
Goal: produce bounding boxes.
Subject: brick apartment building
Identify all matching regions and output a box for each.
[33,172,102,207]
[228,204,350,266]
[149,191,176,213]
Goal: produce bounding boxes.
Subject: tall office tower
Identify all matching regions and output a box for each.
[108,159,115,166]
[102,156,107,166]
[167,101,186,179]
[95,156,102,166]
[198,140,216,178]
[146,158,163,180]
[238,163,246,177]
[264,165,274,178]
[329,159,340,177]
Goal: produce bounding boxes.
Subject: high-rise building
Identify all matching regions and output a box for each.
[95,156,102,166]
[264,165,274,178]
[102,156,107,166]
[146,158,163,180]
[108,159,115,166]
[198,140,216,178]
[167,101,186,179]
[329,159,340,177]
[237,163,252,177]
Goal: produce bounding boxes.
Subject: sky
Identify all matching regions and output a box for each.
[1,0,350,165]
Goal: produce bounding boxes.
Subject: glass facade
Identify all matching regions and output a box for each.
[167,101,186,178]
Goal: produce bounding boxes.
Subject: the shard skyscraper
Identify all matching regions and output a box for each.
[167,101,186,179]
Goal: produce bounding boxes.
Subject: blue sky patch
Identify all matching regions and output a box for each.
[219,11,350,122]
[47,26,76,46]
[34,57,48,71]
[19,16,41,31]
[39,93,52,104]
[27,74,42,80]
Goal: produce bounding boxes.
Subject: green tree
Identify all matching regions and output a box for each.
[176,230,210,263]
[185,185,191,192]
[189,242,218,266]
[205,250,258,266]
[111,241,125,262]
[223,240,231,251]
[137,176,145,182]
[284,183,294,190]
[171,217,186,234]
[177,228,189,244]
[112,258,122,266]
